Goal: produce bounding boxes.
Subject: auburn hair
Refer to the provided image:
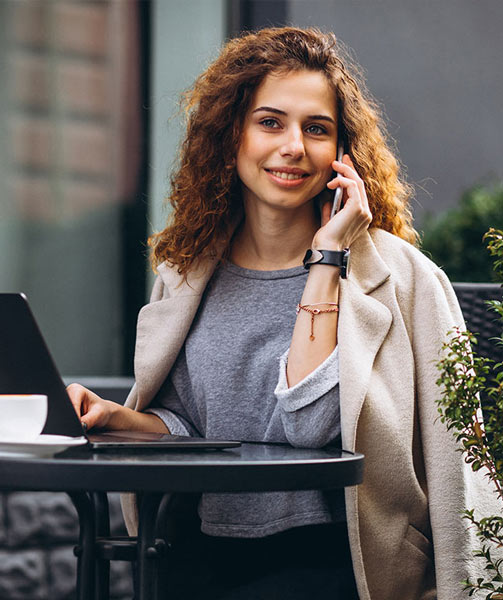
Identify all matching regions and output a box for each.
[149,27,417,274]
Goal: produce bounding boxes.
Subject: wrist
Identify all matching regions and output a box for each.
[104,399,124,428]
[303,264,340,303]
[308,263,341,278]
[311,235,345,251]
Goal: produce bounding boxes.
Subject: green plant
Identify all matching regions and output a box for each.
[436,228,503,599]
[421,183,503,283]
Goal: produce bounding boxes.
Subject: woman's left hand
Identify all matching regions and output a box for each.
[313,154,372,250]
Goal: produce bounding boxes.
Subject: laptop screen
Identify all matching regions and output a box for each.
[0,293,84,437]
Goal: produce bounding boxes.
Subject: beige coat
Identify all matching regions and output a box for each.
[122,228,499,600]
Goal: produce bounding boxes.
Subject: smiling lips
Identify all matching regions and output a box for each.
[265,167,310,187]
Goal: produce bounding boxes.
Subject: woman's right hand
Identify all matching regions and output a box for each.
[66,383,118,431]
[314,154,372,251]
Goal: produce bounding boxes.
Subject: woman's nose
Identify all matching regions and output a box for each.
[279,128,306,159]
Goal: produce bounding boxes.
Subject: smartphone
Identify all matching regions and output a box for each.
[329,140,346,219]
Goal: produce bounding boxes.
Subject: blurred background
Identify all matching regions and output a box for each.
[0,0,502,378]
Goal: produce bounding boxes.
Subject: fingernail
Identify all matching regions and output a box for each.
[81,422,88,433]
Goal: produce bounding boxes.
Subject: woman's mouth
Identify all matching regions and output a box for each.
[268,170,307,181]
[265,168,310,187]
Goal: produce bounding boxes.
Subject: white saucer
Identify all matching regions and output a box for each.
[0,435,88,458]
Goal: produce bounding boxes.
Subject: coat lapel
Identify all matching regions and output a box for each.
[339,230,393,451]
[134,257,219,412]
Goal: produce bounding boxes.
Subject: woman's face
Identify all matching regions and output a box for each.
[236,69,338,213]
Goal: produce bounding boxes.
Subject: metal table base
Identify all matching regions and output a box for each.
[70,491,171,600]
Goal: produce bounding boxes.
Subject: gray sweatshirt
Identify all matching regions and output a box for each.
[147,262,345,537]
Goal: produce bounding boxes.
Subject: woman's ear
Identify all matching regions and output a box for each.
[225,157,237,170]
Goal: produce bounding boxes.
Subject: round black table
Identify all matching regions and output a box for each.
[0,443,364,600]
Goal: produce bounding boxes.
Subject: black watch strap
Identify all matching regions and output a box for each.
[303,248,350,278]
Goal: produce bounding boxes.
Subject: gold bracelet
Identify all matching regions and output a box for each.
[296,302,339,341]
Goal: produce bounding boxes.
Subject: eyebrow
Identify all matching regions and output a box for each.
[252,106,336,125]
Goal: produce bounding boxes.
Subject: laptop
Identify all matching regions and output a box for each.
[0,293,241,451]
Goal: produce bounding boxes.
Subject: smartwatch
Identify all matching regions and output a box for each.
[303,248,350,278]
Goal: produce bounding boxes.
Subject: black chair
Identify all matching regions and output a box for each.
[452,282,502,364]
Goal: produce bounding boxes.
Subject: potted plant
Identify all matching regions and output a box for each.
[436,228,503,598]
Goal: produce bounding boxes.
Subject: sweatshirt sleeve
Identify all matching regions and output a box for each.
[145,375,200,438]
[274,346,341,448]
[145,406,191,437]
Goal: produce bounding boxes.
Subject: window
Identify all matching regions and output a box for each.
[0,0,149,376]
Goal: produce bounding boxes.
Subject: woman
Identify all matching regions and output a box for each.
[68,27,494,600]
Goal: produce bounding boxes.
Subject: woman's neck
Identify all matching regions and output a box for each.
[230,203,318,271]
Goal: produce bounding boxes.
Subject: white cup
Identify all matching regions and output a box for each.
[0,395,48,441]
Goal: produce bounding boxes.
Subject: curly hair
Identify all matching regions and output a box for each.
[149,27,418,274]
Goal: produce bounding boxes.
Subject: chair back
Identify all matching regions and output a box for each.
[452,282,502,363]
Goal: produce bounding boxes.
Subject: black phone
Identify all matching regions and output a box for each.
[330,139,346,218]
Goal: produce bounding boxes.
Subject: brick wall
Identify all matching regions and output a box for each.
[7,1,115,223]
[6,0,143,223]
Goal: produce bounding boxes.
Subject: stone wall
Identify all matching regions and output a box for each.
[0,491,133,600]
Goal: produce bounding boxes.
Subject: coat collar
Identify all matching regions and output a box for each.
[347,228,392,294]
[155,255,221,297]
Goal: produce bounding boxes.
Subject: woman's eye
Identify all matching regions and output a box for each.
[306,124,326,135]
[260,118,280,129]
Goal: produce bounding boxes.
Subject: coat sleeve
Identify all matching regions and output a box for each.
[121,274,167,536]
[412,266,501,599]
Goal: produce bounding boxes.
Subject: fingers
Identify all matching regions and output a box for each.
[328,175,360,199]
[66,383,107,431]
[330,176,371,218]
[327,154,370,215]
[80,402,108,431]
[66,382,86,417]
[327,155,363,190]
[327,156,356,180]
[313,154,372,249]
